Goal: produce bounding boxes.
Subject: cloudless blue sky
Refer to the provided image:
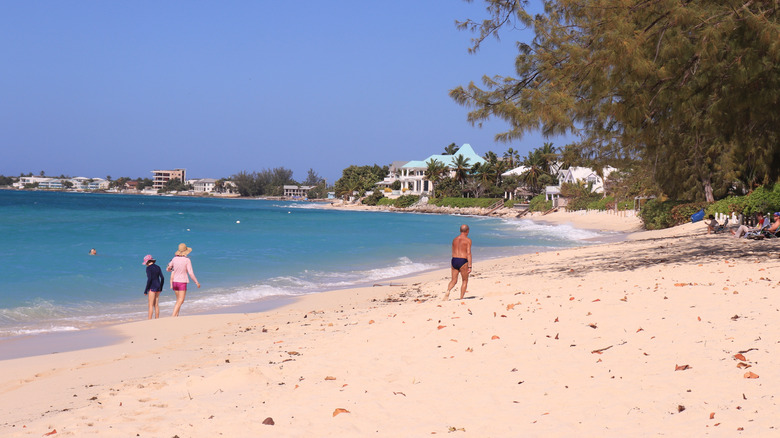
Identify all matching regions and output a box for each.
[1,1,572,183]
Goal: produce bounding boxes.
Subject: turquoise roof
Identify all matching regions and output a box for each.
[402,144,486,169]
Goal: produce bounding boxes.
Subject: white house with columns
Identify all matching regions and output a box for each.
[398,144,487,195]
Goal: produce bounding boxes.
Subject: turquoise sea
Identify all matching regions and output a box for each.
[0,190,608,339]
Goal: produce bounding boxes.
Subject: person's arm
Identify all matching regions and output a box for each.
[158,266,165,290]
[187,259,200,287]
[144,266,153,294]
[467,239,473,272]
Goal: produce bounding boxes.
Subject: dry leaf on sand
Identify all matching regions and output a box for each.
[674,364,691,371]
[734,353,747,361]
[491,335,500,340]
[333,408,350,417]
[325,376,337,380]
[744,372,759,379]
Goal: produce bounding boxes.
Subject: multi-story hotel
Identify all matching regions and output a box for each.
[152,169,186,190]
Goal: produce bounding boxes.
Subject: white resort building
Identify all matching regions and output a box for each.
[398,144,487,195]
[190,178,217,193]
[283,185,315,198]
[545,166,617,207]
[14,176,109,190]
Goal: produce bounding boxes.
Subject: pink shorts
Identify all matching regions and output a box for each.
[172,282,188,291]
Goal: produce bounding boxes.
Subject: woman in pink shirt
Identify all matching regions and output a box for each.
[167,243,201,317]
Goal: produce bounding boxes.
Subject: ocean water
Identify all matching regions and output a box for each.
[0,190,607,339]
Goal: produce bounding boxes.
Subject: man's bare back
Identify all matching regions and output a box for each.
[445,224,472,300]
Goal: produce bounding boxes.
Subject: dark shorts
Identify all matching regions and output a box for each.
[451,257,468,270]
[172,282,188,292]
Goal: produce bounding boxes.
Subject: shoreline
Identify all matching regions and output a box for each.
[0,212,631,359]
[3,218,779,435]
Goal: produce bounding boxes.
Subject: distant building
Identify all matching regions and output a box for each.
[14,176,108,190]
[190,178,217,193]
[14,176,49,188]
[152,169,186,190]
[71,177,109,190]
[399,144,487,195]
[283,185,314,198]
[124,181,139,190]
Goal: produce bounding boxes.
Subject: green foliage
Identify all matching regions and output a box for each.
[434,177,460,198]
[377,198,395,206]
[334,164,388,198]
[0,175,15,186]
[639,200,683,230]
[452,1,780,202]
[159,178,191,193]
[231,168,296,197]
[528,194,552,212]
[135,178,154,190]
[560,182,601,211]
[393,195,420,208]
[390,180,401,190]
[362,191,385,206]
[430,197,502,208]
[586,196,612,211]
[639,199,708,230]
[670,202,709,225]
[706,185,780,216]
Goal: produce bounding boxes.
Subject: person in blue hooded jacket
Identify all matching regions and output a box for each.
[143,254,165,319]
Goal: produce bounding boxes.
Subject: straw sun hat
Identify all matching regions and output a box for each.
[175,243,193,256]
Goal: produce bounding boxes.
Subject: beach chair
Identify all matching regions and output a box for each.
[746,223,771,240]
[713,218,729,234]
[760,227,780,239]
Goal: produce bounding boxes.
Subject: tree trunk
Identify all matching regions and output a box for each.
[702,174,714,203]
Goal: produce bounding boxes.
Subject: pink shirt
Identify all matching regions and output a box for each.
[167,256,199,286]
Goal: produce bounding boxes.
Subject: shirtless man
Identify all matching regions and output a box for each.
[444,224,472,300]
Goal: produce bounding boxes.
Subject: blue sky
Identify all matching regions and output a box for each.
[1,1,572,184]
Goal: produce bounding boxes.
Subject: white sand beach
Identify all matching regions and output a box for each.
[2,214,779,437]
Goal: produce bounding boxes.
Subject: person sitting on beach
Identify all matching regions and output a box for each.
[732,213,767,238]
[444,224,472,301]
[763,212,780,236]
[706,215,719,234]
[143,254,165,319]
[166,243,200,317]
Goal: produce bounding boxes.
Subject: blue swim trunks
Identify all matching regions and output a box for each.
[451,257,468,270]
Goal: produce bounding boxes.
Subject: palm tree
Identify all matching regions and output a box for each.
[425,159,447,196]
[443,143,459,155]
[539,142,558,174]
[493,159,509,186]
[483,151,499,164]
[520,150,549,195]
[504,148,520,168]
[472,162,496,188]
[450,155,471,192]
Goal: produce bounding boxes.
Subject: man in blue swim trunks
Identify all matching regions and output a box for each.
[444,224,472,300]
